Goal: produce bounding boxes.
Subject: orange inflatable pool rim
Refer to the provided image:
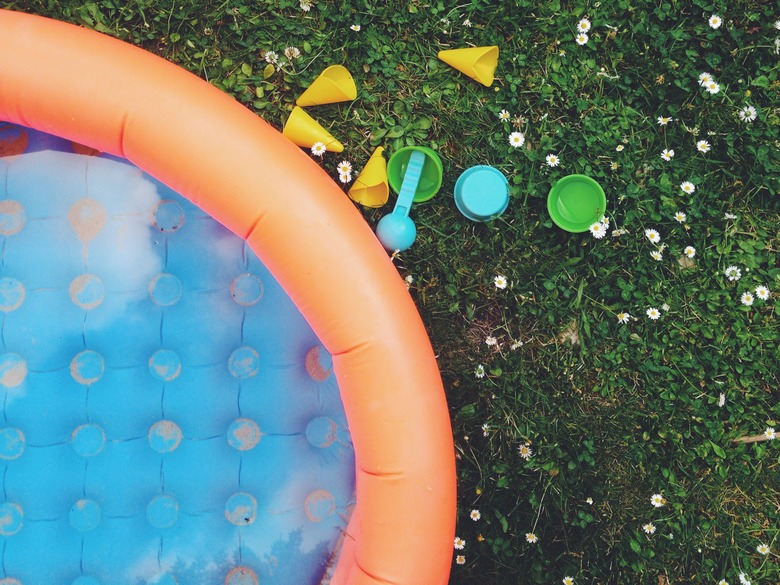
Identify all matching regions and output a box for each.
[0,9,456,585]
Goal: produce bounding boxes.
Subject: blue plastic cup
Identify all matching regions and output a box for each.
[454,165,509,222]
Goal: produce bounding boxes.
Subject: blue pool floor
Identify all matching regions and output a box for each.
[0,124,355,585]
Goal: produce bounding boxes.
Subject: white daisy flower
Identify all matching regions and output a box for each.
[470,509,481,521]
[494,274,508,289]
[661,149,675,161]
[657,116,673,125]
[615,144,625,152]
[684,246,696,258]
[525,532,539,544]
[462,19,472,27]
[708,15,722,29]
[724,212,737,220]
[674,211,687,222]
[563,577,575,585]
[336,160,352,174]
[518,443,533,460]
[299,0,313,10]
[575,33,589,45]
[643,523,656,534]
[645,228,661,243]
[338,171,352,184]
[764,427,776,440]
[650,493,665,507]
[696,140,711,152]
[738,105,757,122]
[485,336,498,347]
[310,142,327,156]
[617,311,631,324]
[725,266,742,281]
[705,81,721,94]
[651,250,663,261]
[498,109,511,121]
[719,580,729,585]
[455,554,466,565]
[545,153,561,167]
[264,51,279,64]
[577,18,591,32]
[646,307,661,320]
[589,222,607,239]
[599,215,610,229]
[475,364,485,378]
[756,543,770,555]
[508,132,525,148]
[739,572,751,585]
[680,181,695,194]
[481,423,489,436]
[350,24,361,31]
[454,536,466,550]
[740,291,754,306]
[754,285,770,300]
[775,20,780,30]
[698,72,714,85]
[661,303,670,311]
[585,497,594,505]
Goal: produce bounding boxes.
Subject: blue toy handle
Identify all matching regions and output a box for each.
[392,150,426,218]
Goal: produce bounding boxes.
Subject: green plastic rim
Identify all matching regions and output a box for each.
[547,174,607,233]
[387,146,443,203]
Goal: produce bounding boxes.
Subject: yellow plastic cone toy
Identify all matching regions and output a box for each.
[282,106,344,152]
[348,147,389,208]
[296,65,357,107]
[437,46,499,87]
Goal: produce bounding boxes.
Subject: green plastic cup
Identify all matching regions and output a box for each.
[387,146,443,203]
[547,175,607,233]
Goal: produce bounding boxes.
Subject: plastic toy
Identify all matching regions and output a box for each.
[296,65,357,107]
[437,46,499,87]
[347,146,389,207]
[376,146,443,252]
[282,106,344,152]
[454,165,510,221]
[547,174,607,232]
[1,9,455,585]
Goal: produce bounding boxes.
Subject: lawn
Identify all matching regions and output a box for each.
[8,0,779,583]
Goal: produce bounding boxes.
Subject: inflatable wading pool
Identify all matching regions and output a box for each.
[0,9,455,585]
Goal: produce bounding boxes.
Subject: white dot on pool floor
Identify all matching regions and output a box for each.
[147,494,179,529]
[224,567,258,585]
[153,200,185,232]
[148,420,183,453]
[0,277,25,312]
[226,418,261,451]
[69,499,101,532]
[225,492,258,526]
[148,349,182,382]
[69,350,104,385]
[0,353,27,388]
[69,274,105,310]
[0,199,26,236]
[0,502,23,536]
[227,347,259,379]
[229,274,263,306]
[304,490,335,523]
[71,424,106,458]
[148,273,183,306]
[0,427,25,460]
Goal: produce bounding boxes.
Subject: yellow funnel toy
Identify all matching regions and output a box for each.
[296,65,358,107]
[348,147,389,208]
[437,46,499,87]
[282,106,344,152]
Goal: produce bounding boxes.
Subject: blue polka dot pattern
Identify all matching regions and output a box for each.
[0,124,355,584]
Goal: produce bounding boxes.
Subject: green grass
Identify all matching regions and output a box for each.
[10,0,780,583]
